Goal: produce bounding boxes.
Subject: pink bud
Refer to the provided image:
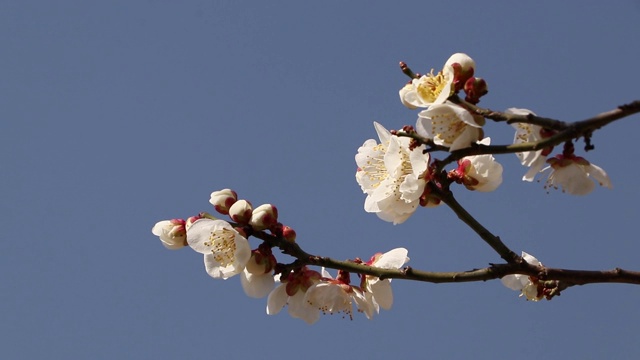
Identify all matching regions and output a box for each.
[249,204,278,231]
[228,199,253,224]
[282,225,296,243]
[209,189,238,215]
[463,77,488,104]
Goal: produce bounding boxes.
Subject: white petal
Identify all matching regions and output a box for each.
[288,291,320,324]
[370,279,394,310]
[521,251,541,267]
[266,283,288,315]
[375,248,409,269]
[587,163,612,189]
[241,270,275,299]
[373,122,391,144]
[501,274,527,291]
[449,127,481,151]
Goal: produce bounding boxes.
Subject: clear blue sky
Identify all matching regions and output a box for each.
[2,1,639,359]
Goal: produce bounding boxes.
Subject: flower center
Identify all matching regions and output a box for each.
[416,69,450,103]
[363,143,389,189]
[205,228,238,266]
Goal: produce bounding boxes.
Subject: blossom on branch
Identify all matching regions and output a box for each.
[541,155,612,195]
[501,251,544,301]
[355,122,430,224]
[151,219,187,250]
[508,108,554,181]
[186,219,251,279]
[241,245,277,298]
[449,138,503,192]
[415,102,484,151]
[266,267,322,324]
[362,248,409,311]
[304,268,375,320]
[399,53,476,109]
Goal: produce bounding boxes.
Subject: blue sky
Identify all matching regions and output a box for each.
[2,1,639,359]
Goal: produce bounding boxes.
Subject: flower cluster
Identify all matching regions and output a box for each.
[152,189,409,323]
[356,53,504,224]
[356,53,612,225]
[509,109,612,195]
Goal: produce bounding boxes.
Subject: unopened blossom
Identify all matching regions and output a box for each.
[508,108,554,181]
[450,138,503,192]
[151,219,187,249]
[228,199,253,224]
[304,268,375,320]
[267,267,322,324]
[355,122,430,224]
[444,53,476,92]
[362,248,409,311]
[249,204,278,231]
[541,155,612,195]
[209,189,237,215]
[501,251,544,301]
[241,245,277,298]
[187,219,251,279]
[416,102,483,151]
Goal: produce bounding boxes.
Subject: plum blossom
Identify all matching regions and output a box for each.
[508,108,554,181]
[399,67,454,109]
[416,102,483,151]
[399,53,476,109]
[501,251,544,301]
[449,138,503,192]
[266,267,322,324]
[151,219,187,250]
[304,268,375,320]
[186,219,251,279]
[362,248,409,311]
[355,122,430,224]
[541,155,612,195]
[241,245,277,298]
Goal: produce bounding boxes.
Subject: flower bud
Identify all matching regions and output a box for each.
[282,225,296,242]
[228,199,253,224]
[209,189,238,215]
[151,219,187,249]
[445,53,475,92]
[463,77,488,104]
[249,204,278,231]
[245,245,277,275]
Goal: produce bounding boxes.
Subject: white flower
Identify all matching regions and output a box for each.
[355,122,430,224]
[304,268,375,320]
[541,155,612,195]
[416,102,483,151]
[508,108,551,181]
[363,248,409,311]
[453,138,503,192]
[151,219,186,250]
[501,251,544,301]
[240,246,277,298]
[186,219,251,279]
[240,270,275,299]
[266,267,321,324]
[399,67,455,109]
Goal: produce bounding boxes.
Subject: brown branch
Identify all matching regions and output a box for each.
[253,229,640,286]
